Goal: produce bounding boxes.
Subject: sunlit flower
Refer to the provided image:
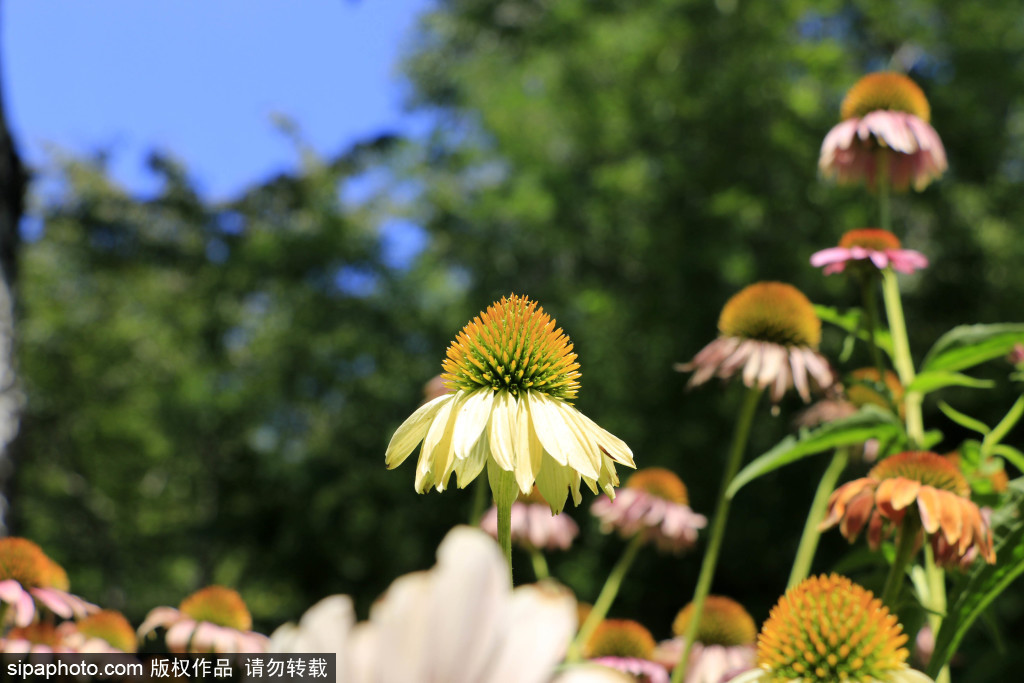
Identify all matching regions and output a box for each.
[386,294,635,513]
[584,619,668,683]
[272,526,618,683]
[731,574,933,683]
[819,72,947,192]
[811,229,928,276]
[481,491,580,551]
[58,610,138,653]
[138,585,269,653]
[591,468,706,553]
[819,451,995,565]
[676,282,834,404]
[0,538,97,628]
[654,596,756,683]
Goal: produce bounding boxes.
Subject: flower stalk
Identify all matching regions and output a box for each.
[567,533,645,661]
[787,447,849,590]
[672,386,761,683]
[880,512,920,609]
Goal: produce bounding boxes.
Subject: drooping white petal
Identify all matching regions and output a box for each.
[488,390,518,472]
[415,393,461,492]
[555,399,603,480]
[385,393,455,468]
[453,389,497,459]
[452,428,489,488]
[514,393,542,493]
[530,391,598,479]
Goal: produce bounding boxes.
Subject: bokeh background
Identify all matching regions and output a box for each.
[3,0,1023,680]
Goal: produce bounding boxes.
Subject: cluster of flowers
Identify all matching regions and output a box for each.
[0,537,268,655]
[6,69,1013,683]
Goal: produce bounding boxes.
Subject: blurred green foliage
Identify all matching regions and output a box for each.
[11,0,1024,679]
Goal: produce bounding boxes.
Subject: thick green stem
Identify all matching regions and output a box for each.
[787,448,849,590]
[567,533,645,661]
[671,387,761,683]
[487,459,519,583]
[923,543,951,683]
[881,514,920,609]
[881,269,924,448]
[530,548,550,580]
[496,499,513,574]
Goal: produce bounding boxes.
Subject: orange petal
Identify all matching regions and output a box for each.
[866,510,886,550]
[936,491,964,545]
[840,490,876,540]
[876,477,920,519]
[916,486,941,534]
[821,479,873,530]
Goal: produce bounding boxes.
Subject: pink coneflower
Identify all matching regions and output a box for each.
[481,494,580,551]
[585,619,669,683]
[819,72,947,192]
[57,610,138,653]
[811,228,928,276]
[0,538,97,628]
[138,585,269,653]
[654,596,756,683]
[676,282,834,404]
[591,468,706,554]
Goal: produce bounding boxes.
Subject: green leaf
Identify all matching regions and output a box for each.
[814,305,894,359]
[726,406,902,499]
[937,401,991,436]
[921,323,1024,373]
[927,481,1024,677]
[906,370,995,395]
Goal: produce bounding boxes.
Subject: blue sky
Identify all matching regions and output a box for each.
[5,0,434,201]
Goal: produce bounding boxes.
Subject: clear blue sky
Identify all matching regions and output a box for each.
[5,0,434,201]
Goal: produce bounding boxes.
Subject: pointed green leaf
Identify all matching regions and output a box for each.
[726,406,902,499]
[921,323,1024,373]
[814,304,894,358]
[937,401,991,436]
[906,371,995,395]
[927,480,1024,677]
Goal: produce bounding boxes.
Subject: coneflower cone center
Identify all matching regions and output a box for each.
[78,611,139,652]
[757,575,908,681]
[838,228,902,252]
[180,586,253,631]
[718,282,821,348]
[0,538,49,588]
[585,619,656,659]
[673,596,757,647]
[840,72,931,122]
[442,294,581,400]
[626,468,688,505]
[871,452,970,496]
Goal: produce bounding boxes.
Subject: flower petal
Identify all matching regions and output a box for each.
[385,394,454,468]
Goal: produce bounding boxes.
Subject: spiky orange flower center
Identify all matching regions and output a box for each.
[8,623,61,647]
[838,228,902,252]
[840,72,931,122]
[673,596,757,647]
[626,468,689,505]
[584,619,656,659]
[718,282,822,349]
[757,574,908,681]
[846,367,903,408]
[0,538,50,589]
[442,294,581,400]
[179,586,253,631]
[77,610,138,653]
[870,451,970,497]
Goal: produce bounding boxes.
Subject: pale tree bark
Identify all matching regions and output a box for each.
[0,0,26,535]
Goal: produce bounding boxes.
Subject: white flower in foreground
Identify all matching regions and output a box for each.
[272,526,625,683]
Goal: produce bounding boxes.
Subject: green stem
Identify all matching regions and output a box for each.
[671,387,761,683]
[787,448,849,590]
[923,543,951,683]
[530,548,550,580]
[859,275,889,385]
[881,269,924,448]
[881,513,920,609]
[487,459,519,584]
[567,533,645,661]
[497,499,513,574]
